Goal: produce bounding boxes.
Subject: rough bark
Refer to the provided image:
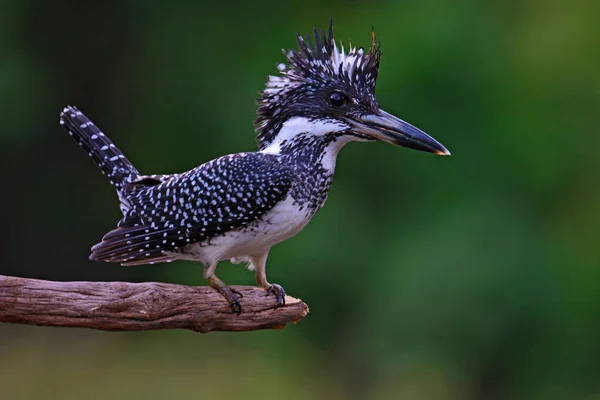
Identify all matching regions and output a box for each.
[0,275,309,333]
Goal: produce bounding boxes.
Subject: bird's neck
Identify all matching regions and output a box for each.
[259,117,359,214]
[260,117,355,173]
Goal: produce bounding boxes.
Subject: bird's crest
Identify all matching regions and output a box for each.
[255,21,382,150]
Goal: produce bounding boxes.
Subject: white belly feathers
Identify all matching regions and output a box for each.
[167,196,312,265]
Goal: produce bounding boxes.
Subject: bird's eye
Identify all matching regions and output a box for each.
[329,92,346,107]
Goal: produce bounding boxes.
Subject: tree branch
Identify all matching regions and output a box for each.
[0,275,309,333]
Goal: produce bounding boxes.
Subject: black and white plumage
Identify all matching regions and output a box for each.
[60,22,450,313]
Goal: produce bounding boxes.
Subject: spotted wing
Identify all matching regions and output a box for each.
[91,152,291,265]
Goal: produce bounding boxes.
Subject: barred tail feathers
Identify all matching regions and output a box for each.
[90,225,179,266]
[60,106,139,188]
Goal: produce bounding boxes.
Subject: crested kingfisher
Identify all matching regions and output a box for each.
[59,23,450,314]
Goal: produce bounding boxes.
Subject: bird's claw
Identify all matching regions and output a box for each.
[266,283,286,308]
[231,300,242,315]
[220,287,244,315]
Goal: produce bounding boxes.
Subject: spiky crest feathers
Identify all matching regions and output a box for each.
[255,22,382,150]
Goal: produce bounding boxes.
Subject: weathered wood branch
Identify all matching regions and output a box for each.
[0,275,308,333]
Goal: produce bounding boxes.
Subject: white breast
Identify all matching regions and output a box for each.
[169,195,312,265]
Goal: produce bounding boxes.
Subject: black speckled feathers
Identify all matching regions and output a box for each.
[97,153,292,264]
[60,107,292,265]
[60,106,139,188]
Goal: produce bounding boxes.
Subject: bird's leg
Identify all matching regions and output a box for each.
[203,263,243,314]
[251,253,286,308]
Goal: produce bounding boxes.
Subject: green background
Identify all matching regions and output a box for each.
[1,1,600,399]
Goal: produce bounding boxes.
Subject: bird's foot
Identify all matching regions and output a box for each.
[266,283,286,308]
[216,286,244,315]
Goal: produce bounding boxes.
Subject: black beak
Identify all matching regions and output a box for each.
[347,109,450,156]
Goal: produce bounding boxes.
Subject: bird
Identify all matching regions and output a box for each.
[59,22,450,314]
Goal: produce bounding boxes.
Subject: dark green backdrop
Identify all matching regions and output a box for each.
[1,1,599,399]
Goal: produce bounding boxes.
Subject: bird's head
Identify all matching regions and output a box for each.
[255,22,450,156]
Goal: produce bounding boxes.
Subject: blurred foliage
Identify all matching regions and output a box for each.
[1,0,600,399]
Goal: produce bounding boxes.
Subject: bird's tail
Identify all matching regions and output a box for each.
[59,106,139,189]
